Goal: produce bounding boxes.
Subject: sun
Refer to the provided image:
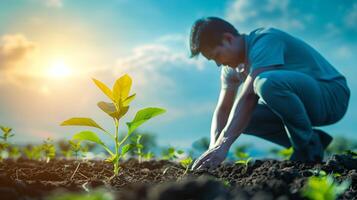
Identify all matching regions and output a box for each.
[48,59,72,78]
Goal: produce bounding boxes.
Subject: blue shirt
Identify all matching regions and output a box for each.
[221,27,346,90]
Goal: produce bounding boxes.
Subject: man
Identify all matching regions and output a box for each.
[189,17,350,170]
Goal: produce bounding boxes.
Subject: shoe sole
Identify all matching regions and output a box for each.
[313,129,333,150]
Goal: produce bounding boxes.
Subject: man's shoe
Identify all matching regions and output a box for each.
[313,128,333,150]
[290,130,324,162]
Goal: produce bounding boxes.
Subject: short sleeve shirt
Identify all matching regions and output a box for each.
[221,27,345,90]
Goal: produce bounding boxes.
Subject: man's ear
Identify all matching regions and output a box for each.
[222,32,234,43]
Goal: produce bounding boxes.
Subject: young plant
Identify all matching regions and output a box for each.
[41,138,56,163]
[233,144,251,160]
[269,147,293,160]
[161,147,184,160]
[179,156,193,176]
[235,157,252,166]
[0,126,15,142]
[0,125,15,160]
[23,144,42,160]
[143,151,155,161]
[301,175,350,200]
[128,134,144,162]
[60,74,165,175]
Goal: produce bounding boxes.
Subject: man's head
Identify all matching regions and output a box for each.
[189,17,245,68]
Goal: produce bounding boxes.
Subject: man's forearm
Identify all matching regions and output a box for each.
[210,107,230,147]
[219,94,258,147]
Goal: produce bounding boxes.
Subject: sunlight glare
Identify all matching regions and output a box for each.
[48,59,72,78]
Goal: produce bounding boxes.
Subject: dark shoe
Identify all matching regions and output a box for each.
[313,128,333,150]
[290,130,324,162]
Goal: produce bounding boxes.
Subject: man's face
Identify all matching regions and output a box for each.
[201,33,243,69]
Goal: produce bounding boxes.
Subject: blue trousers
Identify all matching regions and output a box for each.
[242,70,350,150]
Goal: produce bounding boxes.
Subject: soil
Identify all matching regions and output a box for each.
[0,154,356,200]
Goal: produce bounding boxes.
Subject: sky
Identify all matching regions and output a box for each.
[0,0,356,152]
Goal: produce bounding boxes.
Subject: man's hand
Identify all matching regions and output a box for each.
[191,138,230,170]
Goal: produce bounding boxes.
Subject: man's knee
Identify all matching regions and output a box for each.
[253,71,282,103]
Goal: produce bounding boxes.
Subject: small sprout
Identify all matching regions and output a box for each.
[0,126,14,142]
[234,145,251,160]
[301,175,350,200]
[278,147,293,160]
[0,125,15,161]
[308,169,327,177]
[143,151,155,161]
[129,134,144,162]
[68,139,89,160]
[60,74,165,175]
[162,147,183,161]
[41,138,56,163]
[221,179,231,188]
[23,145,42,160]
[179,156,193,176]
[7,145,20,159]
[235,157,252,166]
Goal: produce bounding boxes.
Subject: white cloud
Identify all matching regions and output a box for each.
[225,0,305,32]
[114,35,205,92]
[0,34,37,70]
[43,0,63,8]
[344,3,357,31]
[336,46,353,59]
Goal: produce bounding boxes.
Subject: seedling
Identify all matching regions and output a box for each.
[301,175,350,200]
[235,157,252,166]
[179,156,193,176]
[308,169,327,177]
[143,151,155,161]
[161,147,184,160]
[23,145,42,160]
[0,126,14,142]
[233,144,251,160]
[41,138,56,163]
[269,147,293,160]
[128,134,144,162]
[0,125,15,160]
[60,74,165,175]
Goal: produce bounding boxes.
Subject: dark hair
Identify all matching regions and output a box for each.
[189,17,239,58]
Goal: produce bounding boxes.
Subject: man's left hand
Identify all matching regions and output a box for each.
[191,139,230,170]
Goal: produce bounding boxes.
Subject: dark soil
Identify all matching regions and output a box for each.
[0,154,356,200]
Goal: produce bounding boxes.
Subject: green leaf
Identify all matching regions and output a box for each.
[105,154,118,163]
[121,144,134,155]
[177,150,184,154]
[0,126,11,133]
[113,74,132,103]
[180,157,193,168]
[72,131,105,146]
[126,107,166,135]
[60,117,106,132]
[92,78,114,101]
[123,94,136,106]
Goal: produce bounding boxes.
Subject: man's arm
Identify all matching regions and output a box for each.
[209,88,237,148]
[192,66,280,170]
[216,66,279,146]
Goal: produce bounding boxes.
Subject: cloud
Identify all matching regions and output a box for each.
[226,0,305,32]
[43,0,63,8]
[112,34,216,122]
[114,34,205,95]
[344,3,357,31]
[225,0,357,40]
[0,34,37,71]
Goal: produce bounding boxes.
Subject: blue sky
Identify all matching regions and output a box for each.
[0,0,356,152]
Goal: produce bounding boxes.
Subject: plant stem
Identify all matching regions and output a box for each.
[114,118,120,175]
